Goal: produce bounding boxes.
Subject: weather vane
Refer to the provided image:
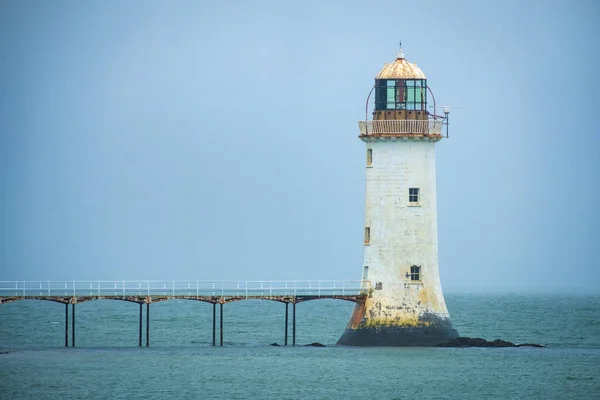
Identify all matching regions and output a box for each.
[397,40,405,59]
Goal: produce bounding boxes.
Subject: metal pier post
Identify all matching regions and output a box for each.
[138,303,143,347]
[212,303,216,346]
[64,303,69,347]
[284,302,289,346]
[71,303,75,347]
[219,302,223,347]
[146,302,150,347]
[292,302,296,346]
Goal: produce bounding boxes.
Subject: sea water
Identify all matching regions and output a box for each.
[1,294,599,399]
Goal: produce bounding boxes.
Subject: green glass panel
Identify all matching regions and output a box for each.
[416,88,423,101]
[406,87,415,102]
[387,88,395,102]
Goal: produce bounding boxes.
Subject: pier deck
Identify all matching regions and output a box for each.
[0,280,370,347]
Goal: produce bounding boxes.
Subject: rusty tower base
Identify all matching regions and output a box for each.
[337,303,459,346]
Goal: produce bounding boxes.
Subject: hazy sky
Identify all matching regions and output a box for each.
[1,0,598,293]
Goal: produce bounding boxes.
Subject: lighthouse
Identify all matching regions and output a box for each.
[338,46,459,346]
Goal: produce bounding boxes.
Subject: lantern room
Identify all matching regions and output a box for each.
[372,49,428,121]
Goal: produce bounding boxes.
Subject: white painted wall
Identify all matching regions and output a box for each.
[360,137,451,326]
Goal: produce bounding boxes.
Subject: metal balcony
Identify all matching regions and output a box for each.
[359,119,444,136]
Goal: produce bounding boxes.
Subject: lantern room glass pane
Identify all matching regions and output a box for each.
[387,87,395,109]
[415,87,424,110]
[374,79,428,111]
[406,87,415,102]
[375,80,387,110]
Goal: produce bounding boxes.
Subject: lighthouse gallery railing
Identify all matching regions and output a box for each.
[359,119,443,135]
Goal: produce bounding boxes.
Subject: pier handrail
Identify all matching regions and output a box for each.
[0,280,371,298]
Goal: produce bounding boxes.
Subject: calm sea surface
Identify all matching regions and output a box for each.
[1,294,599,399]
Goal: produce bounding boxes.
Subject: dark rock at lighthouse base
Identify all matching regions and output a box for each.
[337,321,459,346]
[435,337,544,348]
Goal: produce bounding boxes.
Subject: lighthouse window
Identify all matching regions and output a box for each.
[364,227,371,244]
[410,265,421,281]
[409,188,420,203]
[375,79,427,111]
[367,149,373,166]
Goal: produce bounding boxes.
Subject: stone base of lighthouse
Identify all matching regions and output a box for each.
[337,312,458,347]
[337,289,459,346]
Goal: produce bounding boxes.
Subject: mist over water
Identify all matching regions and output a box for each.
[1,294,599,399]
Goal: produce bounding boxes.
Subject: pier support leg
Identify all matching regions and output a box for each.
[212,303,216,346]
[292,302,296,346]
[71,303,75,347]
[284,302,289,346]
[65,303,68,347]
[219,302,223,347]
[146,302,150,347]
[139,303,142,347]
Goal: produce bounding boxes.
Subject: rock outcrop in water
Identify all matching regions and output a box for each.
[269,342,326,347]
[435,337,544,348]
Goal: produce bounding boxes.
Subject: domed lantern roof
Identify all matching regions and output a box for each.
[369,46,429,122]
[375,48,426,80]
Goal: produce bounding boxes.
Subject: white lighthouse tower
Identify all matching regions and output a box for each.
[338,47,459,346]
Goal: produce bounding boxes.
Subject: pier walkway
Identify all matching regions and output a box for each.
[0,280,370,347]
